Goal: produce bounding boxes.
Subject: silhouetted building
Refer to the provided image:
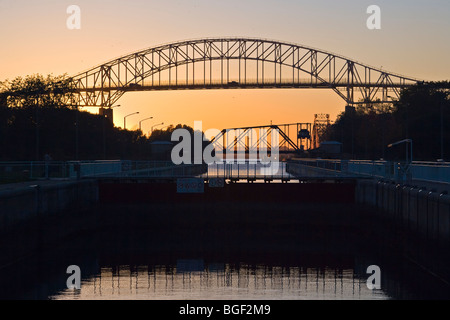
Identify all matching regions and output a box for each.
[99,107,114,123]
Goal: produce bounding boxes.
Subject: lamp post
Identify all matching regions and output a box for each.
[124,112,140,130]
[139,117,153,131]
[440,95,445,161]
[74,104,79,160]
[388,139,413,163]
[35,95,40,161]
[151,122,164,133]
[388,139,413,184]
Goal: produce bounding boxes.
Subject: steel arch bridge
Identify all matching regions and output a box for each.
[68,37,421,108]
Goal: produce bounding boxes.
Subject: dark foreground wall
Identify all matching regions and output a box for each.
[356,180,450,286]
[98,181,356,204]
[0,180,98,233]
[0,179,99,270]
[356,180,450,248]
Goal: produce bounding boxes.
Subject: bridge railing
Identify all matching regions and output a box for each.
[346,160,395,179]
[3,159,448,184]
[0,161,69,182]
[285,159,360,179]
[73,161,208,179]
[0,160,291,182]
[202,161,292,180]
[0,160,210,181]
[287,158,450,185]
[83,78,411,92]
[70,160,297,181]
[410,161,450,184]
[0,160,129,182]
[83,161,293,180]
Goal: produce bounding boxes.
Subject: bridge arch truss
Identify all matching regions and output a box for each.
[69,38,420,108]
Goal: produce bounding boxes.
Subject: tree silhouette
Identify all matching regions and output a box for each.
[323,81,450,161]
[0,74,213,161]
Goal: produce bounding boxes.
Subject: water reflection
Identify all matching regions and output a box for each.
[52,263,387,300]
[204,162,294,180]
[2,200,449,300]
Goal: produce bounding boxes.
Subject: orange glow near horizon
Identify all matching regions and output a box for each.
[103,88,346,134]
[1,1,449,134]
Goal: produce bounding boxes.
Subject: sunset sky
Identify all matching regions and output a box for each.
[1,0,449,133]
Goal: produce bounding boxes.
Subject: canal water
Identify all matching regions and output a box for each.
[1,197,449,300]
[203,162,293,180]
[53,264,387,300]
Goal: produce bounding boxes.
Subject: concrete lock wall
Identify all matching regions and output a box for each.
[356,179,450,248]
[0,180,98,233]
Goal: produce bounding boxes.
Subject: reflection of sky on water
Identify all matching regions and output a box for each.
[53,263,388,300]
[205,162,293,179]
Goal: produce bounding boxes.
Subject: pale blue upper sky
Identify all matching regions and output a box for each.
[1,0,449,80]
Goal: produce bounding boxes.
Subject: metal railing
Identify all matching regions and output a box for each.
[410,161,450,184]
[78,160,293,180]
[287,158,450,185]
[0,161,69,182]
[202,161,292,180]
[3,159,448,184]
[285,159,359,179]
[0,160,131,182]
[0,160,296,182]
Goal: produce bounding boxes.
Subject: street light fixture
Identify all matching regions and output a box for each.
[388,139,413,163]
[139,117,154,131]
[151,122,164,133]
[388,139,413,184]
[439,94,445,161]
[124,112,140,130]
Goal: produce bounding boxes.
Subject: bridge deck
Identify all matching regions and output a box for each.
[76,80,415,93]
